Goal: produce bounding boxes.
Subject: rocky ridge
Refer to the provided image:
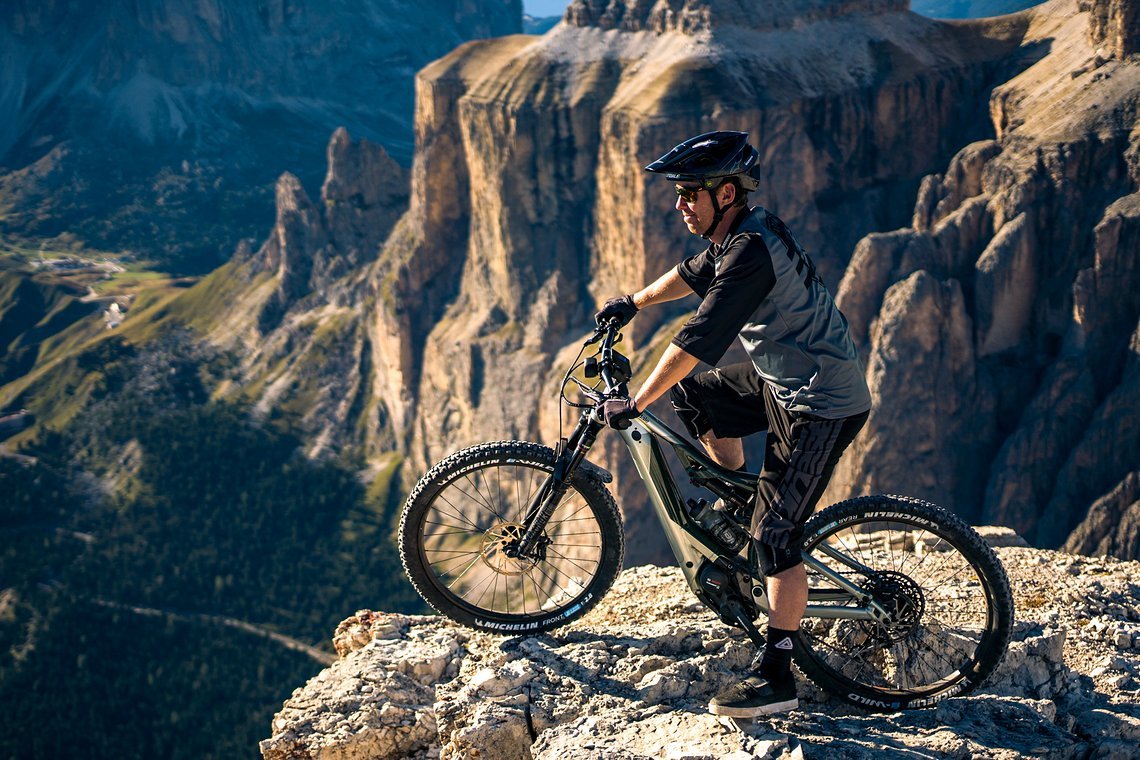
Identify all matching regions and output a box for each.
[261,537,1140,759]
[828,0,1140,552]
[563,0,910,33]
[193,127,409,458]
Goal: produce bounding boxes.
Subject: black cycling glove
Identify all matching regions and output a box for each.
[599,398,640,430]
[594,295,638,327]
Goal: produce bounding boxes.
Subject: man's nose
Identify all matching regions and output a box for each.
[675,195,685,211]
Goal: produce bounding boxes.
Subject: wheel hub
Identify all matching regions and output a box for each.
[480,522,538,575]
[865,571,925,642]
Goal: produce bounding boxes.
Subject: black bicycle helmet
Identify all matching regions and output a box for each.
[645,130,760,188]
[645,130,760,238]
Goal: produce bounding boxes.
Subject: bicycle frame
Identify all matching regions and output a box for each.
[615,409,889,624]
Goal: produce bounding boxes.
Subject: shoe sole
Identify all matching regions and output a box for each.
[708,698,799,718]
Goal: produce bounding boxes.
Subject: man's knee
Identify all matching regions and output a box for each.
[756,538,804,577]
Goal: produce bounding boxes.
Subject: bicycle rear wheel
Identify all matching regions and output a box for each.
[399,441,624,634]
[794,495,1013,710]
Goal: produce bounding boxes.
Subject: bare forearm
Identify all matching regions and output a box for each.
[632,267,693,310]
[632,343,700,411]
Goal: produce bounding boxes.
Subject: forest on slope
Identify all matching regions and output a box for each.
[0,334,425,757]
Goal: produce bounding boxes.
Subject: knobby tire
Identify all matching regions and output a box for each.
[793,495,1014,710]
[399,441,624,634]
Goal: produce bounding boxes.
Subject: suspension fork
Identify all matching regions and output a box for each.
[514,410,604,557]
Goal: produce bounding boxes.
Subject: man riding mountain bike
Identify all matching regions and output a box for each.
[595,130,872,718]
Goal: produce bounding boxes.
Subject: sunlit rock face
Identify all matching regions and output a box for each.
[366,0,1036,563]
[828,0,1140,550]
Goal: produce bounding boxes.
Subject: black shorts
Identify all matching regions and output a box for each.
[669,363,770,440]
[670,363,868,577]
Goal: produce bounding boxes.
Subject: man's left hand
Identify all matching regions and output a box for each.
[599,398,640,430]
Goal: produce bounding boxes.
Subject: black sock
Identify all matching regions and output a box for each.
[759,626,796,685]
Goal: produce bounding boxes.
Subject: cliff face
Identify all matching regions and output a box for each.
[360,0,1080,563]
[828,0,1140,549]
[168,128,408,459]
[0,0,520,271]
[87,0,1136,564]
[260,542,1140,759]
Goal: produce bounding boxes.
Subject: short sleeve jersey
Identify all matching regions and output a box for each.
[672,206,871,419]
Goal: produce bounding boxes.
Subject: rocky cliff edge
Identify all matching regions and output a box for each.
[261,534,1140,759]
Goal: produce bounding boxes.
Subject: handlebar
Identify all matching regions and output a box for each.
[558,320,632,414]
[596,320,623,394]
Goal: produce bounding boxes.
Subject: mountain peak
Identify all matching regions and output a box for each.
[563,0,910,34]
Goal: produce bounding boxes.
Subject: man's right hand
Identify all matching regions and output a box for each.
[599,397,640,430]
[594,294,638,327]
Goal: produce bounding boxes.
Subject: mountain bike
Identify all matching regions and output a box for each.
[398,321,1014,710]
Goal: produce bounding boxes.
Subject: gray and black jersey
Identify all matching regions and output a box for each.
[672,205,871,419]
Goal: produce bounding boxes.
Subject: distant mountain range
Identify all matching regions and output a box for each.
[0,0,520,274]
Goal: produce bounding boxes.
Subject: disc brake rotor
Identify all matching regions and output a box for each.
[480,522,537,575]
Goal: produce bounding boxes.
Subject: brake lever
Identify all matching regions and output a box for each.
[584,326,607,346]
[585,318,622,345]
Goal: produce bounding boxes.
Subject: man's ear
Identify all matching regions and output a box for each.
[719,182,736,206]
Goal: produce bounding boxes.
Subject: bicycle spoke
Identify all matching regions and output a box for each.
[458,474,507,522]
[531,560,575,605]
[544,547,600,573]
[431,495,486,531]
[429,553,483,576]
[405,445,623,629]
[446,553,487,590]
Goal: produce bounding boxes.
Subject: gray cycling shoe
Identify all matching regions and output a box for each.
[708,674,798,718]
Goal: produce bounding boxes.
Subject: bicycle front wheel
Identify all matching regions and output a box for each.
[794,495,1014,710]
[398,441,624,634]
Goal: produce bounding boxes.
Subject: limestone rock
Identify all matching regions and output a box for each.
[261,612,468,760]
[1063,471,1140,560]
[980,356,1099,537]
[826,0,1140,547]
[975,211,1036,356]
[1039,323,1140,547]
[258,173,326,310]
[1079,0,1140,56]
[314,128,408,290]
[828,270,996,517]
[263,545,1140,758]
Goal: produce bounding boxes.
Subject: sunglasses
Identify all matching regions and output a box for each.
[674,184,706,203]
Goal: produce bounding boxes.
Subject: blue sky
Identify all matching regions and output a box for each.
[525,0,567,17]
